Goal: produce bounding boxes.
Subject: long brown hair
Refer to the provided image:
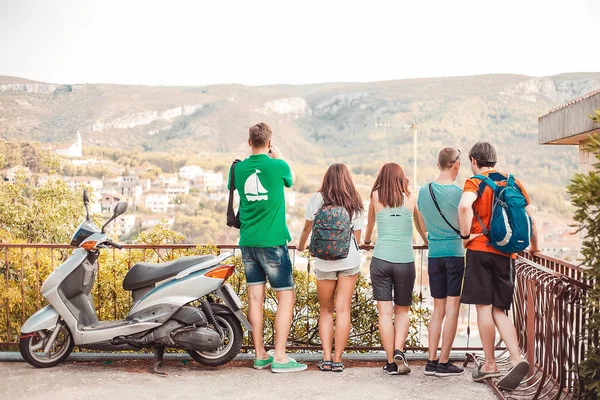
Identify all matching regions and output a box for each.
[318,163,364,217]
[370,163,411,208]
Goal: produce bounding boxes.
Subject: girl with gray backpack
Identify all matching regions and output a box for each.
[297,163,365,373]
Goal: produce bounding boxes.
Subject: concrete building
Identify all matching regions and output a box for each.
[144,192,170,213]
[193,171,224,192]
[65,176,103,192]
[179,165,204,181]
[538,89,600,172]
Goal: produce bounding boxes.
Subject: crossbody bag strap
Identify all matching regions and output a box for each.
[428,183,461,235]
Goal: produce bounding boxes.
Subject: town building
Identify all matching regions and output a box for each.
[139,214,175,229]
[192,171,224,192]
[2,166,31,183]
[179,165,205,181]
[144,192,170,213]
[55,131,83,158]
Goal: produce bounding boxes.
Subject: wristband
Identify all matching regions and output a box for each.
[364,240,372,245]
[460,234,470,240]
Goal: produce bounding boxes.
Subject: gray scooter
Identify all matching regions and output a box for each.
[19,190,251,374]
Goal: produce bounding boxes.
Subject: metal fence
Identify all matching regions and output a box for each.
[1,243,594,400]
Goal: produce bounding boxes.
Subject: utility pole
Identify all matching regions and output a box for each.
[373,122,419,189]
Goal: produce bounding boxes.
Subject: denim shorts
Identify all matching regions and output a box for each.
[315,265,361,281]
[240,246,294,291]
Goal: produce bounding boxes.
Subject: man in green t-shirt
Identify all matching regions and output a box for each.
[228,123,307,373]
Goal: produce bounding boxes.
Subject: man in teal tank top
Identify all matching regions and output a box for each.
[227,123,306,373]
[417,147,465,377]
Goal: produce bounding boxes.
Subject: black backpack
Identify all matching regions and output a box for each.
[226,159,241,229]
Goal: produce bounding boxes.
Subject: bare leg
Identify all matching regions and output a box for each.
[439,296,461,363]
[333,274,359,363]
[428,297,446,361]
[273,289,295,363]
[477,304,498,373]
[317,279,337,362]
[247,284,268,360]
[492,307,522,366]
[393,305,410,351]
[377,301,395,363]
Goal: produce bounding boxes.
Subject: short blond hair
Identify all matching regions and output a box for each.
[438,147,460,170]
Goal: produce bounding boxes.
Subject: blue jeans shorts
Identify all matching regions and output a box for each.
[240,245,294,291]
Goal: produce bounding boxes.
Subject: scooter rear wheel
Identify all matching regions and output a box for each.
[19,325,74,368]
[188,313,242,367]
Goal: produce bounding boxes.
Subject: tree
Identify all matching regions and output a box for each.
[567,111,600,397]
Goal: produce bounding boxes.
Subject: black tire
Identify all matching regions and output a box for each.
[19,325,74,368]
[188,312,243,367]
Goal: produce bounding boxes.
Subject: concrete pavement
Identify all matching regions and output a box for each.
[1,359,496,400]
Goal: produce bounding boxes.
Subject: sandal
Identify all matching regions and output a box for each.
[332,362,345,372]
[317,360,333,371]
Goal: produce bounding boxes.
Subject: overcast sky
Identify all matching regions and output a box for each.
[0,0,598,86]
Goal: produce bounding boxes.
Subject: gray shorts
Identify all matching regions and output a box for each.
[370,257,415,306]
[315,265,361,280]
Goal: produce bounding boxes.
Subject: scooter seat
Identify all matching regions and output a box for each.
[123,255,215,291]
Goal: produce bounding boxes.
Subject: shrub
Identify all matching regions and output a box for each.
[567,117,600,397]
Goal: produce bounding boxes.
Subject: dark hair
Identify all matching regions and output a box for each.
[469,142,497,168]
[249,123,272,148]
[438,147,460,170]
[319,163,364,217]
[370,163,410,208]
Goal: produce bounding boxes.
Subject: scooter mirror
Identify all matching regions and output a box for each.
[83,189,90,204]
[113,201,128,217]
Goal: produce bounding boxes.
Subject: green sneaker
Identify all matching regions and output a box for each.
[271,356,308,373]
[253,352,274,370]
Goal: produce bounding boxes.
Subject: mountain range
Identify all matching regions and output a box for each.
[2,73,600,188]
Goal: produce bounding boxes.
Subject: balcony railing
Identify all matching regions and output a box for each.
[0,244,594,399]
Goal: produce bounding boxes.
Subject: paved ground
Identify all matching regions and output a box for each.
[1,359,496,400]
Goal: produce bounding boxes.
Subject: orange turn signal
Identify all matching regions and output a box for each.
[205,265,235,281]
[81,241,97,250]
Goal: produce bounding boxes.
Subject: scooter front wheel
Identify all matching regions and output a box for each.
[188,313,242,367]
[19,324,74,368]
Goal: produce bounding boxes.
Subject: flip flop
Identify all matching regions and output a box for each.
[497,360,530,391]
[332,362,345,372]
[317,360,333,371]
[472,365,503,382]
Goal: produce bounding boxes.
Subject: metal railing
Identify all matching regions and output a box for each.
[0,243,485,352]
[466,252,592,400]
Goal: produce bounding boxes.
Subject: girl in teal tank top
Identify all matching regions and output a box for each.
[363,163,428,373]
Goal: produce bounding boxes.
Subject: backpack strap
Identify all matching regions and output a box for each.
[428,183,461,235]
[471,175,498,236]
[226,159,242,229]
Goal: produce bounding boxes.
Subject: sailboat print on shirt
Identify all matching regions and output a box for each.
[244,169,269,201]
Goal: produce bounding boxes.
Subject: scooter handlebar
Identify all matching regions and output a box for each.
[105,240,122,249]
